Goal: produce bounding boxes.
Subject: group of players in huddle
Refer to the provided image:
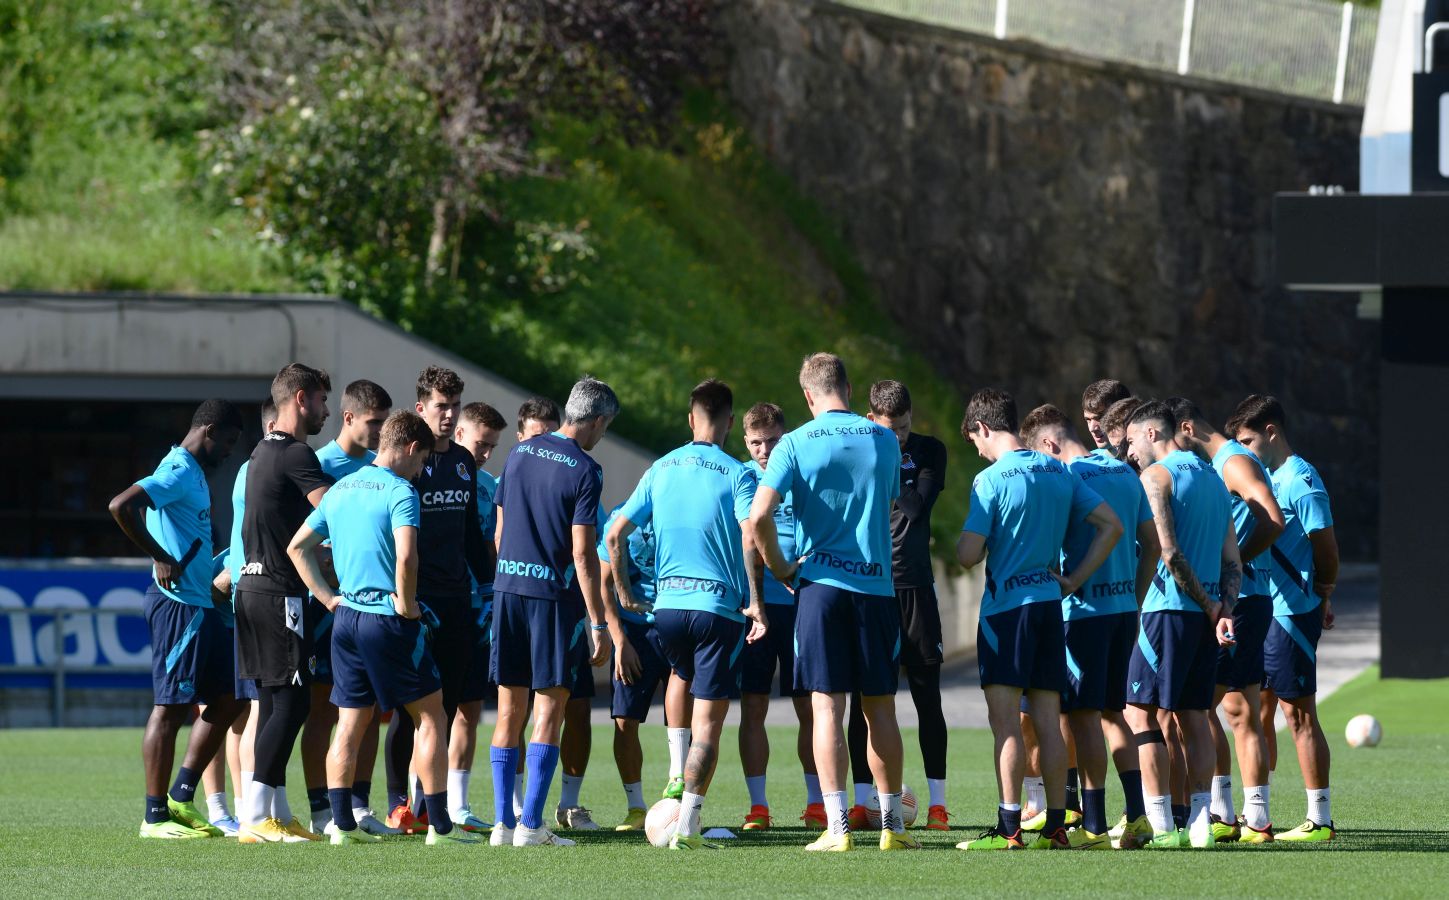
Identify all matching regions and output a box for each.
[109,351,1337,851]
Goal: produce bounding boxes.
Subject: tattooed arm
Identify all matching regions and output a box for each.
[1141,466,1216,615]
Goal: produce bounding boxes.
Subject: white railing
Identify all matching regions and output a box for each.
[839,0,1378,106]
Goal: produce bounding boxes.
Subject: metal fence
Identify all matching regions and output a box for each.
[840,0,1378,105]
[2,606,150,726]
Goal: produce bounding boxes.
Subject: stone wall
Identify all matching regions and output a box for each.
[725,0,1378,557]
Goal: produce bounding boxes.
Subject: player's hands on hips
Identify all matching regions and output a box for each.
[153,557,185,593]
[615,636,641,684]
[1215,613,1236,647]
[1051,571,1077,596]
[744,602,769,644]
[590,626,612,666]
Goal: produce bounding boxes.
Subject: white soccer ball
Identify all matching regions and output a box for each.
[1345,714,1382,748]
[645,798,680,847]
[901,785,918,827]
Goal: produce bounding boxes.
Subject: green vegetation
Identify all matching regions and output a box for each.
[2,672,1446,897]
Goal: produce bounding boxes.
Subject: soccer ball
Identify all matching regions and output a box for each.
[645,798,680,847]
[1345,714,1382,748]
[901,785,918,826]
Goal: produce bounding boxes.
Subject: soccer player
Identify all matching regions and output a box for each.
[302,379,392,835]
[1168,397,1285,843]
[108,400,245,839]
[1122,400,1241,849]
[1228,395,1339,842]
[489,377,617,847]
[447,400,506,832]
[289,410,478,846]
[736,402,822,831]
[597,502,663,830]
[748,352,916,852]
[955,389,1122,851]
[234,363,335,843]
[384,367,491,831]
[1081,379,1132,454]
[854,380,952,831]
[1020,404,1158,849]
[1102,396,1142,464]
[609,379,768,849]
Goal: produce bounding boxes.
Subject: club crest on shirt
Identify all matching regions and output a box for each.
[424,465,433,476]
[457,462,470,481]
[900,453,916,471]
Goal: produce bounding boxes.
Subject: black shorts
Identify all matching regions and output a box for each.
[897,584,944,667]
[235,589,311,688]
[977,602,1067,693]
[1063,611,1137,712]
[461,593,496,704]
[1217,595,1271,690]
[739,603,804,697]
[419,594,473,711]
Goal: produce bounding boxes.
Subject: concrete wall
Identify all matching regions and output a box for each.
[725,0,1381,557]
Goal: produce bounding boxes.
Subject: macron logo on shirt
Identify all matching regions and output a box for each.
[809,550,883,578]
[497,559,557,581]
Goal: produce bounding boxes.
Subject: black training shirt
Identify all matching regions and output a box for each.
[413,441,489,597]
[239,432,334,596]
[890,432,947,588]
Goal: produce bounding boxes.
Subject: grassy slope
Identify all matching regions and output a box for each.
[1,670,1445,897]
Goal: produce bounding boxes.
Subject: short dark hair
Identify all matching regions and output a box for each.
[192,399,244,432]
[1101,396,1141,436]
[868,380,911,418]
[416,365,464,401]
[1082,379,1131,416]
[1019,404,1075,448]
[379,410,436,454]
[270,363,331,408]
[689,379,733,421]
[799,352,848,397]
[1225,394,1286,436]
[743,402,785,433]
[260,396,278,430]
[461,401,507,431]
[962,388,1017,437]
[1127,399,1176,434]
[1166,396,1219,435]
[517,396,561,433]
[342,379,392,414]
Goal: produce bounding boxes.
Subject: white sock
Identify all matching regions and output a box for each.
[1307,786,1331,826]
[206,791,230,822]
[879,792,905,833]
[852,782,873,808]
[823,790,849,836]
[1024,776,1046,813]
[271,786,291,822]
[560,773,584,809]
[1243,784,1270,830]
[678,791,704,837]
[623,781,645,810]
[804,773,823,805]
[927,777,947,809]
[247,783,275,826]
[746,775,768,807]
[1188,791,1212,844]
[1146,793,1173,834]
[1211,775,1235,821]
[666,728,691,780]
[448,769,469,820]
[240,771,254,818]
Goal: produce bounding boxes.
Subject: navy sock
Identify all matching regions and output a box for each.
[425,792,453,835]
[491,746,519,829]
[1083,788,1108,835]
[145,794,170,825]
[351,780,371,811]
[1044,807,1065,835]
[168,766,200,804]
[386,785,408,813]
[521,742,561,830]
[1172,804,1188,829]
[329,788,357,831]
[413,776,426,814]
[998,805,1022,835]
[308,786,329,813]
[1065,768,1081,813]
[1119,769,1146,820]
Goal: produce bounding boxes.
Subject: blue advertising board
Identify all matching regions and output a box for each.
[0,565,155,688]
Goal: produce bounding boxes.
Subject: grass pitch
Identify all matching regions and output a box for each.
[2,666,1445,898]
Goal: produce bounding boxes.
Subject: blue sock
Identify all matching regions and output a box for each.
[998,805,1021,835]
[1119,769,1146,820]
[491,746,519,829]
[1083,788,1108,835]
[1172,804,1188,829]
[351,780,371,811]
[329,788,357,830]
[521,742,561,830]
[168,766,200,804]
[145,794,170,825]
[425,792,453,835]
[307,786,329,813]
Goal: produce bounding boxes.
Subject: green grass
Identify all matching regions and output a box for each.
[1,670,1446,897]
